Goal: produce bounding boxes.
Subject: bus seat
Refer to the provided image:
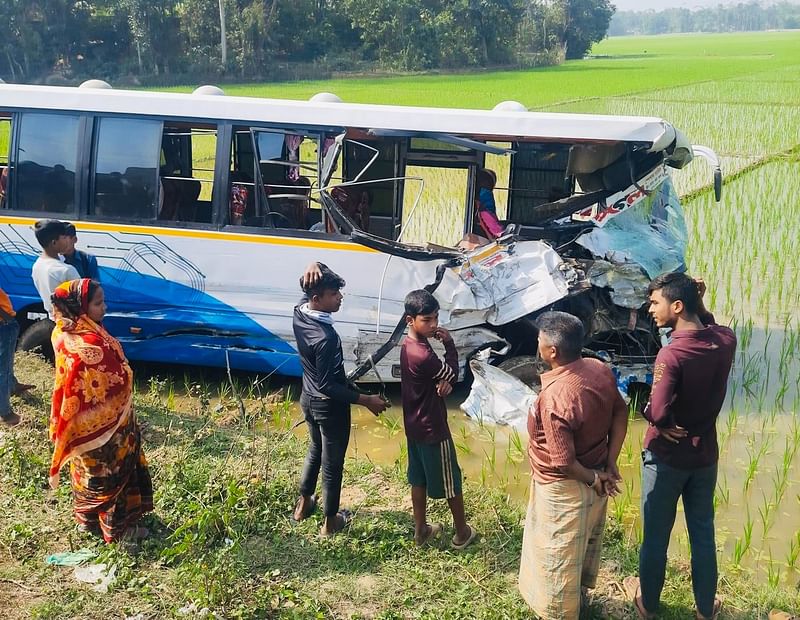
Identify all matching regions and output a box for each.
[160,177,201,220]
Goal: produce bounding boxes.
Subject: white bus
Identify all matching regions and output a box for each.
[0,81,721,394]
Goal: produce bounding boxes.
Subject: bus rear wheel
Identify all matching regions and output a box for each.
[17,319,55,364]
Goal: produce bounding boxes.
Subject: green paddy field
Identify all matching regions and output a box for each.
[3,31,800,619]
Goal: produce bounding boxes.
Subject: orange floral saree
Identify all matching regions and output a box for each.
[50,279,153,542]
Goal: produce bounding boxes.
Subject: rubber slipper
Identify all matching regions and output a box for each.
[696,598,722,620]
[291,494,318,522]
[416,522,443,546]
[451,524,477,550]
[320,509,352,537]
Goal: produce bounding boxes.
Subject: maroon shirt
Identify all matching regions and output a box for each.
[527,358,627,483]
[643,313,736,469]
[400,335,458,444]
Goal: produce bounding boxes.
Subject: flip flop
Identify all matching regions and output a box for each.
[291,494,318,522]
[415,522,443,546]
[320,509,353,538]
[451,524,477,550]
[696,598,722,620]
[623,576,655,620]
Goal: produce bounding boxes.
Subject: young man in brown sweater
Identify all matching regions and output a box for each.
[626,273,736,620]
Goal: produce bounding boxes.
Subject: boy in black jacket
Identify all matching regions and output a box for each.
[292,263,387,536]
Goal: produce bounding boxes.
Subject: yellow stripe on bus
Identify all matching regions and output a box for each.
[0,215,378,253]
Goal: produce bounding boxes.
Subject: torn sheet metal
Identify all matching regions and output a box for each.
[574,177,687,278]
[574,166,668,228]
[460,359,537,432]
[586,260,650,309]
[435,240,570,330]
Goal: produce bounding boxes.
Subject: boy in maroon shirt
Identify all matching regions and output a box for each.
[400,289,475,549]
[626,273,736,620]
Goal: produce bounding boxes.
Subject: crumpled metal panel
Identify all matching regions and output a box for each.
[435,240,571,330]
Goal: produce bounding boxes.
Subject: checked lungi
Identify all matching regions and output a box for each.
[518,478,607,619]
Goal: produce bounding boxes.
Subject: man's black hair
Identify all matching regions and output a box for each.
[535,311,584,361]
[300,263,345,298]
[64,222,77,237]
[404,289,439,317]
[647,271,699,315]
[34,219,68,249]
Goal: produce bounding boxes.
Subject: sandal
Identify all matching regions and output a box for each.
[415,522,443,546]
[696,598,722,620]
[320,509,352,538]
[623,576,655,620]
[451,524,477,550]
[291,494,318,522]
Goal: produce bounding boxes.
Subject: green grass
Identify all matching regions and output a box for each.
[2,352,798,619]
[161,31,800,111]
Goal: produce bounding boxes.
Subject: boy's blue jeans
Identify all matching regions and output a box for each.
[639,448,718,618]
[0,319,19,419]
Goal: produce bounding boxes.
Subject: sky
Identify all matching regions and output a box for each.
[613,0,797,12]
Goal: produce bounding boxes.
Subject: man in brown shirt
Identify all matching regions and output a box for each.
[519,311,628,619]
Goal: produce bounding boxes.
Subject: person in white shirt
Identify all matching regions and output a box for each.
[31,220,81,319]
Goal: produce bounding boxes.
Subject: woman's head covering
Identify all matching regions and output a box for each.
[51,278,93,320]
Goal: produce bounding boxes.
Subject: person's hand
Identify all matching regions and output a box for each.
[301,262,322,288]
[436,379,453,398]
[433,327,452,344]
[589,470,612,497]
[360,394,388,416]
[658,425,688,443]
[606,459,622,484]
[694,278,707,299]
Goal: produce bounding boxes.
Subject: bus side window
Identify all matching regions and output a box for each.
[92,117,162,221]
[12,112,80,214]
[0,116,10,209]
[159,124,217,224]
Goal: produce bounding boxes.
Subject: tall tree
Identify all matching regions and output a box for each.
[553,0,615,60]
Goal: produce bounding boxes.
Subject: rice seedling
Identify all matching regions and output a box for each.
[733,511,754,566]
[767,552,781,588]
[786,531,800,573]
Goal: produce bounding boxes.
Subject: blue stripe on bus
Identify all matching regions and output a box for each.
[0,251,301,376]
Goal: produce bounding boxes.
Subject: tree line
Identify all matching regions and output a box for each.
[0,0,615,85]
[609,1,800,36]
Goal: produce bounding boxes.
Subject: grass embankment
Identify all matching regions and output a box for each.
[1,353,797,619]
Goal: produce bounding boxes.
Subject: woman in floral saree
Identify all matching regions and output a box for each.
[49,278,153,542]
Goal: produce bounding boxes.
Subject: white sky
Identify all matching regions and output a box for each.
[614,0,799,12]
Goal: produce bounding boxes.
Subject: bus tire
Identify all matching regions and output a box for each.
[17,319,55,364]
[497,355,548,392]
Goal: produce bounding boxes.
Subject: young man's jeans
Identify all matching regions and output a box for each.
[0,319,19,419]
[639,448,718,618]
[298,394,351,517]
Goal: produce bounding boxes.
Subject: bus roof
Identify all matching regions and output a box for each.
[0,83,676,147]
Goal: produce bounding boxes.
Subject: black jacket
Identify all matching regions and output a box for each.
[293,303,360,404]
